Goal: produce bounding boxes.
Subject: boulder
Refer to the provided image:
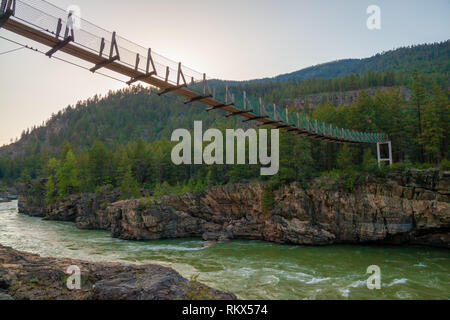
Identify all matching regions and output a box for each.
[0,245,236,300]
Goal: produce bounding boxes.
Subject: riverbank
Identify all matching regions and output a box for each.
[0,244,236,300]
[0,188,17,203]
[18,168,450,248]
[1,201,449,299]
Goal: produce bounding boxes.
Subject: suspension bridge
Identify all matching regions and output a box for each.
[0,0,393,164]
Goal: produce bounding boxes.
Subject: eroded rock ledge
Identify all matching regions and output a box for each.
[0,245,236,300]
[19,169,450,248]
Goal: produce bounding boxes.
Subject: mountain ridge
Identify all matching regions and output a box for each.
[234,40,449,83]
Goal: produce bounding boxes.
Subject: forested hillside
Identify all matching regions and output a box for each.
[0,86,226,156]
[0,41,448,201]
[269,41,449,83]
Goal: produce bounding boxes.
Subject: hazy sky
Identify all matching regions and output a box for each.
[0,0,449,145]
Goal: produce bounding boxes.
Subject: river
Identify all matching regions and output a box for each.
[0,201,448,299]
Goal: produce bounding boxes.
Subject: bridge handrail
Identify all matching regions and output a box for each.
[4,0,389,144]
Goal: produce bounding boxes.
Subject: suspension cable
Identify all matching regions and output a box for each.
[0,46,25,55]
[0,35,128,84]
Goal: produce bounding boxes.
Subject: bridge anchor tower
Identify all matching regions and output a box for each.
[377,141,393,167]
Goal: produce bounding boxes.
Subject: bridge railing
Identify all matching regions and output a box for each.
[14,0,206,86]
[6,0,389,144]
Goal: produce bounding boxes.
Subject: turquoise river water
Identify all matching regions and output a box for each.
[0,201,448,299]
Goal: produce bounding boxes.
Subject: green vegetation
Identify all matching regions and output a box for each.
[119,165,141,200]
[184,274,215,300]
[309,79,448,167]
[272,41,449,84]
[261,186,275,213]
[1,72,448,203]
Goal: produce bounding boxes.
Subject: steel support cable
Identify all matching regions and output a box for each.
[0,45,24,55]
[14,2,177,80]
[6,0,388,143]
[0,34,127,83]
[28,0,206,86]
[15,1,231,90]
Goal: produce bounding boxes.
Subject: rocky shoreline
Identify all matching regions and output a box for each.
[0,189,17,203]
[18,169,450,248]
[0,245,236,300]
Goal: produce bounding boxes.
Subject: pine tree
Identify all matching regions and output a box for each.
[194,177,205,194]
[119,165,141,200]
[55,150,79,198]
[420,102,442,162]
[337,145,353,170]
[88,140,111,188]
[45,175,57,205]
[362,149,378,172]
[411,71,427,162]
[261,186,275,213]
[432,83,450,160]
[153,181,170,199]
[419,83,447,162]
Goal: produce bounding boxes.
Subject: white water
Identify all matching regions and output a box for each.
[1,201,449,300]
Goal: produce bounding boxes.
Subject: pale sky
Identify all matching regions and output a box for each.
[0,0,449,146]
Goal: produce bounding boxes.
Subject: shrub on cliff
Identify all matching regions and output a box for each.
[440,159,450,170]
[337,145,354,170]
[262,185,275,213]
[362,149,379,173]
[45,176,56,205]
[184,274,216,300]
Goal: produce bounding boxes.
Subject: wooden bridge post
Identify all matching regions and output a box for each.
[177,62,186,86]
[1,0,14,15]
[225,86,229,104]
[3,0,14,14]
[257,98,262,115]
[203,73,209,95]
[64,11,75,40]
[0,0,15,28]
[165,66,170,82]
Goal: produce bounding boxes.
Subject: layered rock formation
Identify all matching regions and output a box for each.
[0,245,236,300]
[17,180,46,217]
[20,169,450,248]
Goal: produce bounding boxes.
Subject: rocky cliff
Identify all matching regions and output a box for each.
[19,169,450,248]
[0,245,236,300]
[288,87,410,110]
